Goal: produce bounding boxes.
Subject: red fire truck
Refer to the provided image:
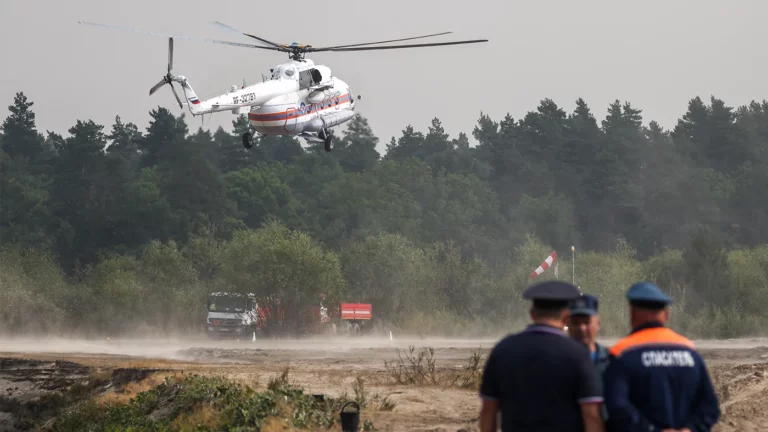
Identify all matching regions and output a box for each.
[335,303,372,335]
[250,295,373,337]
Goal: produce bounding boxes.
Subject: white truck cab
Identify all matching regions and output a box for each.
[206,292,258,339]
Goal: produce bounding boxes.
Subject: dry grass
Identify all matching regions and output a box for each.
[169,403,223,431]
[373,393,397,412]
[261,416,291,432]
[88,368,112,387]
[345,375,397,412]
[384,346,484,389]
[267,366,292,390]
[352,376,369,407]
[97,371,185,406]
[384,346,439,386]
[324,371,346,387]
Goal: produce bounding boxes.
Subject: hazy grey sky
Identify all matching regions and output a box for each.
[1,0,766,154]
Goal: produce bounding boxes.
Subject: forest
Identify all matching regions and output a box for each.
[1,91,767,339]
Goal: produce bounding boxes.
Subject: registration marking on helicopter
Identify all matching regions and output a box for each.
[248,94,351,122]
[232,93,256,104]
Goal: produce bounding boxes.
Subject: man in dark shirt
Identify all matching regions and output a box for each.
[603,282,720,432]
[569,294,611,422]
[568,294,611,382]
[479,281,605,432]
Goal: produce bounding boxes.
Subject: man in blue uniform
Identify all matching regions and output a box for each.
[603,282,721,432]
[568,294,610,380]
[569,294,611,422]
[479,281,605,432]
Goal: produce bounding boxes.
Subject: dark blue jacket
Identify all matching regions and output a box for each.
[593,342,610,382]
[593,342,611,421]
[603,322,720,431]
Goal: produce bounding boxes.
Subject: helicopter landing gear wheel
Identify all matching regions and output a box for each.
[242,131,254,149]
[319,128,333,152]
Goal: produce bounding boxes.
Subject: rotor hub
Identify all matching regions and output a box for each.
[288,48,307,61]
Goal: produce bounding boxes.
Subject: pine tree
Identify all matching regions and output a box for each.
[0,92,53,172]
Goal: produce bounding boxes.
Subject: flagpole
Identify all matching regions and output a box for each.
[571,246,575,285]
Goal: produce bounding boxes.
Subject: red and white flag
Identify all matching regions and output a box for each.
[530,251,557,279]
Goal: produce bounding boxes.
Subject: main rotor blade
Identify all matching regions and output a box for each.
[169,83,183,109]
[323,39,488,52]
[312,31,453,50]
[149,78,166,96]
[79,21,282,52]
[211,21,284,49]
[168,37,173,72]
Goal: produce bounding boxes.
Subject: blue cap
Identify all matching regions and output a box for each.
[524,281,582,309]
[570,294,599,316]
[626,282,672,308]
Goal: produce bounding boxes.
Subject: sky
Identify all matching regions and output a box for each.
[1,0,766,155]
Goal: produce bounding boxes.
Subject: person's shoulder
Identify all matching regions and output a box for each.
[520,330,591,359]
[485,332,511,353]
[488,330,547,356]
[560,335,594,358]
[609,326,695,358]
[665,327,695,347]
[490,331,524,352]
[492,327,583,352]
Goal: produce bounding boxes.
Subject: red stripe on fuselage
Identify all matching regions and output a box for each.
[248,93,350,122]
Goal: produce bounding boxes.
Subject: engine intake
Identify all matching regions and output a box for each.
[311,68,323,84]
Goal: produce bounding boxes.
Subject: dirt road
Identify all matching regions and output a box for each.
[1,336,767,431]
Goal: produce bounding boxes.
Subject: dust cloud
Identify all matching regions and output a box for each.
[1,335,766,363]
[0,335,498,362]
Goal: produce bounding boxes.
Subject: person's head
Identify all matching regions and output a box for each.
[625,282,672,328]
[629,301,669,328]
[523,280,582,328]
[530,299,571,327]
[567,294,600,348]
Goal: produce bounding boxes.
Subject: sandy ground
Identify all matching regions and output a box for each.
[1,335,767,431]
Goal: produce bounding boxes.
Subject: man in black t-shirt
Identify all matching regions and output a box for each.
[479,281,605,432]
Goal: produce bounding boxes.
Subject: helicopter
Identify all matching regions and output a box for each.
[79,21,488,152]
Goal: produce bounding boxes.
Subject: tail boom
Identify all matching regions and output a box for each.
[176,77,298,116]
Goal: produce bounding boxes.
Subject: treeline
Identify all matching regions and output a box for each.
[1,92,767,338]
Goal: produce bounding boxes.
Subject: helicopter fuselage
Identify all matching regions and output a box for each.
[180,58,357,137]
[247,76,354,136]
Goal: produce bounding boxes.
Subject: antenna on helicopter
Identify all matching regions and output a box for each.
[149,37,183,108]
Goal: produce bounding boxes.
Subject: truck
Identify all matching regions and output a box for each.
[290,296,373,337]
[206,292,259,340]
[205,292,372,339]
[336,303,372,335]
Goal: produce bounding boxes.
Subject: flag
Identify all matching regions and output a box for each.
[530,251,557,279]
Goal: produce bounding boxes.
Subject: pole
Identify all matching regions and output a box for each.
[571,246,575,285]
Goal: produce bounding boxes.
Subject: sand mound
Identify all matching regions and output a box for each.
[712,362,768,431]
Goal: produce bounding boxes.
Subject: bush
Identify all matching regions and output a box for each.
[53,374,372,431]
[2,229,768,339]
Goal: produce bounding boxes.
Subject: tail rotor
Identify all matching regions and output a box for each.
[149,37,183,108]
